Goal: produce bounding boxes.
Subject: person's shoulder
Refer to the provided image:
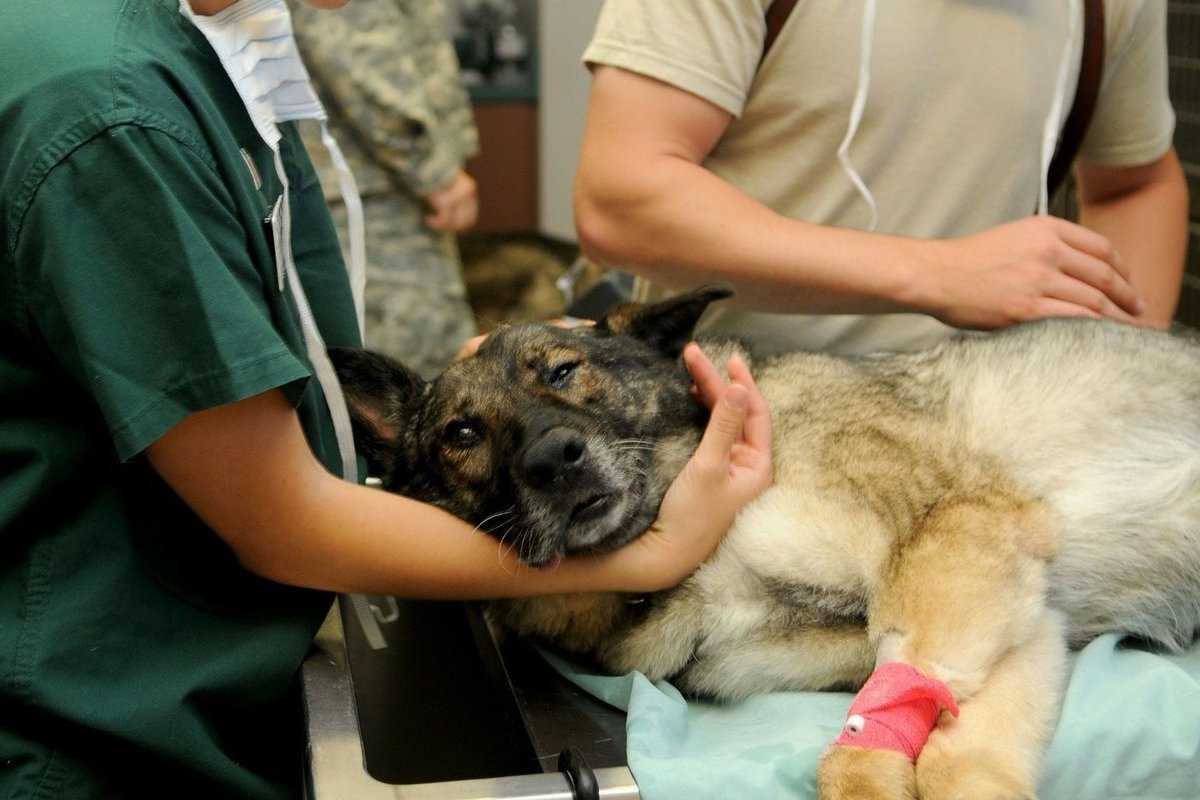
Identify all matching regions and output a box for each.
[2,0,209,131]
[0,1,238,243]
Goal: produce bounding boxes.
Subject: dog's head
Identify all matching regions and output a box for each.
[330,285,733,567]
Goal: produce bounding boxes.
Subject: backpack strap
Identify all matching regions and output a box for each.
[1047,0,1106,197]
[762,0,798,65]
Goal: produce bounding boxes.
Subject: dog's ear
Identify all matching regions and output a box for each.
[597,283,734,357]
[328,347,426,478]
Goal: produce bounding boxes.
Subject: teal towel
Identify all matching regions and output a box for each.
[545,634,1200,799]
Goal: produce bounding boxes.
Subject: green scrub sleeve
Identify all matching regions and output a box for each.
[13,122,312,461]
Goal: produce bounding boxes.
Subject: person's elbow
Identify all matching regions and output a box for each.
[574,168,662,269]
[574,179,626,267]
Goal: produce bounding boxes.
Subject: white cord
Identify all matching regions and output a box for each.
[837,0,880,232]
[1039,0,1083,215]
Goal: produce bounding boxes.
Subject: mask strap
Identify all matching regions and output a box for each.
[837,0,879,232]
[319,122,367,337]
[1039,0,1082,215]
[272,152,359,485]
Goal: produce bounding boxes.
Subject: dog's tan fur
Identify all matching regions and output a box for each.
[333,287,1200,799]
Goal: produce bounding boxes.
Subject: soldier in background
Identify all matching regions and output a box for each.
[291,0,480,378]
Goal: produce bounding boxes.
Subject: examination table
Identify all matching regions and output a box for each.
[302,594,1200,799]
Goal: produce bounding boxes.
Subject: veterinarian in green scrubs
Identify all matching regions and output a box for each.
[0,2,773,797]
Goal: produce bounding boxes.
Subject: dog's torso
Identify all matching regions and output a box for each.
[490,318,1200,699]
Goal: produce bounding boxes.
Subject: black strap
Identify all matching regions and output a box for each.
[1047,0,1106,197]
[761,0,798,65]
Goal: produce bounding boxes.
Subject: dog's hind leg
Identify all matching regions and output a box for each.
[817,489,1062,800]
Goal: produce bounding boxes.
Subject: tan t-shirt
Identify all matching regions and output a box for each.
[584,0,1175,355]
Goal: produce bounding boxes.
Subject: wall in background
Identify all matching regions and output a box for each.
[536,0,603,241]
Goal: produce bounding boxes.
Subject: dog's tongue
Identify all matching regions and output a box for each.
[539,554,563,572]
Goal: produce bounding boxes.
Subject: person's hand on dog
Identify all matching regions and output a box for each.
[608,342,773,591]
[453,318,596,361]
[916,215,1144,329]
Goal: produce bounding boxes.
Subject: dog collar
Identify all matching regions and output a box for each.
[833,661,959,761]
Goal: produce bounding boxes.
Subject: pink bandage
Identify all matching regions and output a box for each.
[832,661,959,762]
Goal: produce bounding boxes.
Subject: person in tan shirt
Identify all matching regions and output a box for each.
[576,0,1188,357]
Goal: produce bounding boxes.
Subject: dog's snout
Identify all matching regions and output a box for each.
[522,427,587,488]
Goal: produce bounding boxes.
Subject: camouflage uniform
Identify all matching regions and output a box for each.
[290,0,480,378]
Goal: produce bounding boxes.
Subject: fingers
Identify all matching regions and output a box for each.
[1055,219,1129,280]
[1039,219,1142,318]
[424,171,479,233]
[684,343,770,443]
[940,218,1145,329]
[728,354,772,451]
[684,343,772,465]
[683,342,725,410]
[1038,270,1139,323]
[693,382,750,464]
[1049,229,1140,318]
[454,333,489,361]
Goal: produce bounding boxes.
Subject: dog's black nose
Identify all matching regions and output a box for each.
[521,427,587,489]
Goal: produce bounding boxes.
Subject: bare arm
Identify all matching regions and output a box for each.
[144,346,770,600]
[574,65,1143,329]
[1075,147,1189,328]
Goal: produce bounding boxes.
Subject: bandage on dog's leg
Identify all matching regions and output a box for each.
[834,661,959,761]
[818,490,1059,800]
[817,662,957,800]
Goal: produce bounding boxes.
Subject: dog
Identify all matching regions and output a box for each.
[330,286,1200,799]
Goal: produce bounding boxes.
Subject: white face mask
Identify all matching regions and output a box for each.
[181,0,366,484]
[180,0,325,147]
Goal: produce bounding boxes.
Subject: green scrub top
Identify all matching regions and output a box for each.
[0,1,362,798]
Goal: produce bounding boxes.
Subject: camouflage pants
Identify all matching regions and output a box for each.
[327,193,478,379]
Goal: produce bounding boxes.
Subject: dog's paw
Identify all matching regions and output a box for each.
[915,744,1036,800]
[816,744,916,800]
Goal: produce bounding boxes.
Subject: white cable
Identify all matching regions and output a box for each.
[837,0,879,232]
[319,122,367,337]
[1039,0,1083,215]
[273,152,360,485]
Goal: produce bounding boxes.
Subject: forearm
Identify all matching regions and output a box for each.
[576,151,924,315]
[245,467,679,599]
[1076,149,1190,327]
[149,391,661,599]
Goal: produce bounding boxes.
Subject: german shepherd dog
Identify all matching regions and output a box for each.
[330,286,1200,799]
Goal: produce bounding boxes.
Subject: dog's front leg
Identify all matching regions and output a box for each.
[817,491,1062,800]
[915,612,1066,800]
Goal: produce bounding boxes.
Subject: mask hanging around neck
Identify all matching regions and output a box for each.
[180,0,366,483]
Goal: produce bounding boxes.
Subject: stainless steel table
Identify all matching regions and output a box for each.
[301,596,641,800]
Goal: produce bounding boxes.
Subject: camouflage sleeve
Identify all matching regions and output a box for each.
[290,0,480,198]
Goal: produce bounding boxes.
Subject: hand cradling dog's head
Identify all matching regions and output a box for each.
[330,285,734,567]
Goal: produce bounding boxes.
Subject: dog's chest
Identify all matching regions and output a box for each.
[687,484,885,642]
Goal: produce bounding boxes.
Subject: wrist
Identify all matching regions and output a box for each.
[883,236,950,319]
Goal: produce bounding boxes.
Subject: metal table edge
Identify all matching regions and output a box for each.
[300,597,641,800]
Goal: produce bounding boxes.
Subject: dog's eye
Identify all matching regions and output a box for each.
[546,361,578,389]
[442,421,483,449]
